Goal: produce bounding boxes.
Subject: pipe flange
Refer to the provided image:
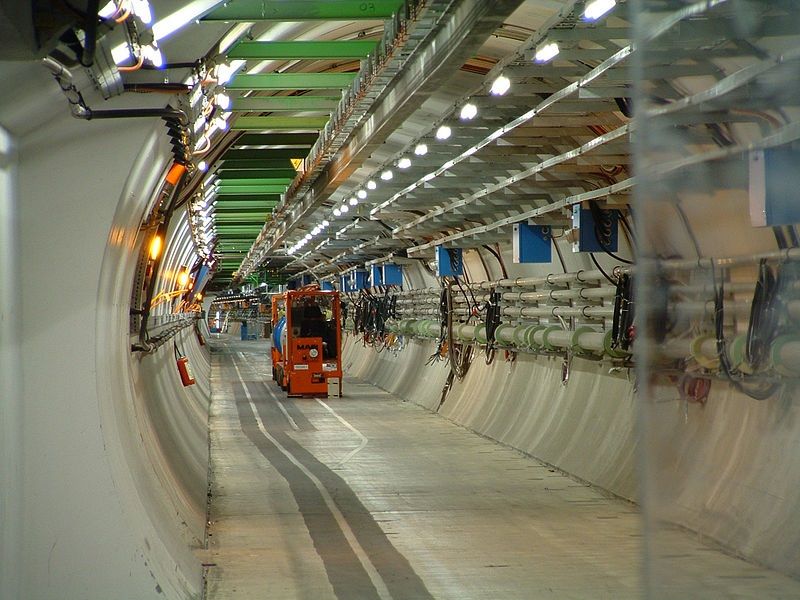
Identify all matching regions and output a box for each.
[603,330,630,359]
[541,326,562,351]
[690,334,719,370]
[771,334,800,377]
[570,326,598,356]
[524,325,548,349]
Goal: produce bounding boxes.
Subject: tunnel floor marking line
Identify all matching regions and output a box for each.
[231,359,392,600]
[315,398,369,468]
[277,400,300,431]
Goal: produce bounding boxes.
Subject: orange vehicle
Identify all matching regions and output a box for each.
[271,287,343,397]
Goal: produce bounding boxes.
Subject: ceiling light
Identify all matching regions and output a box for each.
[322,220,330,227]
[398,157,412,169]
[414,143,428,156]
[152,0,223,41]
[215,92,231,110]
[584,0,616,20]
[490,75,511,96]
[333,208,341,216]
[312,226,320,235]
[460,103,477,120]
[357,190,367,199]
[305,234,312,240]
[98,1,117,18]
[198,161,208,172]
[215,116,229,131]
[349,196,358,206]
[340,204,349,213]
[143,43,164,68]
[380,170,393,181]
[534,41,560,63]
[148,235,163,260]
[435,125,451,140]
[215,63,235,84]
[366,180,377,190]
[131,0,153,24]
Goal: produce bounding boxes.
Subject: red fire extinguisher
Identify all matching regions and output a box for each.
[174,342,196,386]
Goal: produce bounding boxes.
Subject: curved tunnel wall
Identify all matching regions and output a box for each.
[343,245,800,580]
[14,112,211,599]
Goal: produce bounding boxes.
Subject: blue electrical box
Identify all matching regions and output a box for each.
[321,281,334,291]
[339,275,350,292]
[750,147,800,226]
[382,263,403,286]
[287,279,299,290]
[512,223,552,263]
[572,207,618,253]
[370,265,383,287]
[436,246,463,277]
[301,274,313,286]
[351,270,368,290]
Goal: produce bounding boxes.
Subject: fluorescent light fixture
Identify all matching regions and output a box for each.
[322,220,330,227]
[215,92,231,110]
[143,44,163,68]
[215,63,235,84]
[152,0,224,41]
[534,41,559,63]
[584,0,616,20]
[111,44,132,65]
[380,170,393,181]
[333,208,341,216]
[131,0,153,24]
[215,116,229,131]
[435,125,451,140]
[98,1,117,18]
[305,234,312,240]
[193,115,206,134]
[460,103,477,120]
[414,143,428,156]
[312,227,320,235]
[357,190,367,199]
[490,75,511,96]
[198,161,208,172]
[366,180,377,190]
[398,157,412,169]
[349,196,358,206]
[340,204,349,213]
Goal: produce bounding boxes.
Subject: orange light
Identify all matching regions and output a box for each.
[177,267,190,288]
[148,235,162,260]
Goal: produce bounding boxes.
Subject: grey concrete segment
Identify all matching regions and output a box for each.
[205,337,800,598]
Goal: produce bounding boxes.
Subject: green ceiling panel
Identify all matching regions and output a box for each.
[214,195,280,205]
[222,148,309,160]
[217,177,295,187]
[230,96,338,112]
[232,116,330,131]
[218,169,298,179]
[231,133,318,146]
[228,72,357,91]
[227,40,379,60]
[217,185,288,195]
[203,0,404,21]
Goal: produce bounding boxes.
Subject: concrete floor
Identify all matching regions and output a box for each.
[203,337,800,599]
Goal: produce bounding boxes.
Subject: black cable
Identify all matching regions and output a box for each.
[80,0,100,68]
[590,253,616,285]
[745,259,780,371]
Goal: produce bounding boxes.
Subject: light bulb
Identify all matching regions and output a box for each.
[414,143,428,156]
[534,42,559,63]
[490,75,511,96]
[357,190,367,199]
[340,204,349,213]
[216,63,234,84]
[380,170,393,181]
[215,116,229,131]
[215,92,231,110]
[131,0,153,24]
[322,220,330,227]
[349,196,358,206]
[435,125,451,140]
[584,0,616,21]
[460,103,477,120]
[398,157,412,169]
[304,234,312,240]
[366,180,377,190]
[333,208,341,216]
[198,161,208,172]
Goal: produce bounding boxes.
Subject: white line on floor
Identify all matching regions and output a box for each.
[277,401,300,431]
[316,398,369,468]
[231,359,391,600]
